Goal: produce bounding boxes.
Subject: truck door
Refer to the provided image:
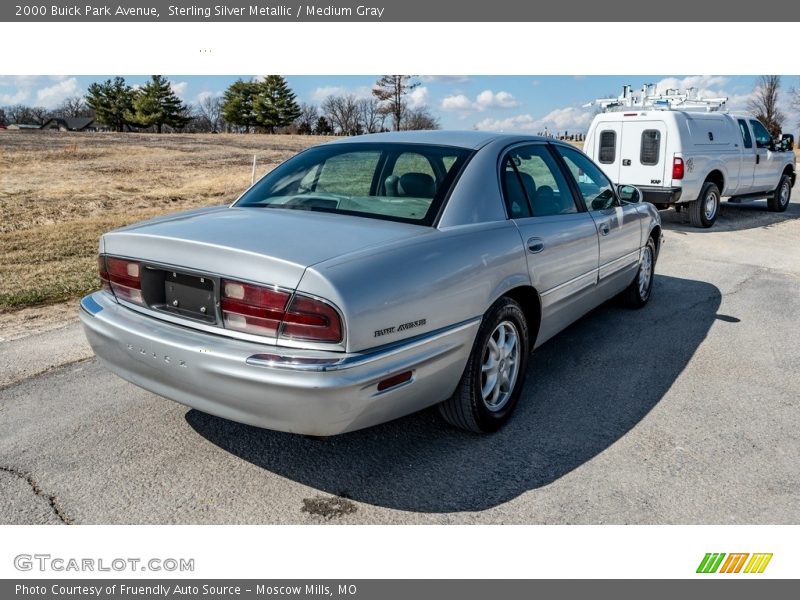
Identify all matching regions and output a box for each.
[750,119,778,193]
[591,121,622,183]
[619,120,667,188]
[736,118,755,193]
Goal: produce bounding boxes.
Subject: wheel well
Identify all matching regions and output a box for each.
[784,165,796,187]
[705,170,725,193]
[649,225,662,259]
[502,286,541,350]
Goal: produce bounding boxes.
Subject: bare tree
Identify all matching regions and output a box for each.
[748,75,785,137]
[295,103,318,134]
[400,107,440,131]
[792,84,800,128]
[55,96,92,118]
[321,94,361,135]
[197,94,223,132]
[0,106,6,126]
[357,97,386,133]
[373,75,419,131]
[4,104,49,125]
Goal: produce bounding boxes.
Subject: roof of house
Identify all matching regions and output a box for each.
[41,117,96,130]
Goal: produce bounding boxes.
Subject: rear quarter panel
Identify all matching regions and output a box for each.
[297,221,530,353]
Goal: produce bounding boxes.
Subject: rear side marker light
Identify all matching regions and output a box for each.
[377,371,413,392]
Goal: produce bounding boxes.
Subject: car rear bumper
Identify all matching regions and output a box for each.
[80,292,479,436]
[639,186,682,205]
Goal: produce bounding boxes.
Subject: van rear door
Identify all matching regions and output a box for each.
[591,121,622,183]
[619,120,667,187]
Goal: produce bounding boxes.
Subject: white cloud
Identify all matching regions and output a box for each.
[475,105,593,134]
[407,86,429,109]
[35,77,80,108]
[310,85,372,102]
[169,80,189,99]
[441,93,472,111]
[420,75,470,84]
[441,89,519,114]
[0,89,29,104]
[196,90,222,103]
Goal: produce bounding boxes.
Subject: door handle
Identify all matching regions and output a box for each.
[756,154,760,165]
[527,238,545,253]
[599,224,610,236]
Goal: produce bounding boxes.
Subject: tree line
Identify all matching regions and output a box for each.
[0,74,439,134]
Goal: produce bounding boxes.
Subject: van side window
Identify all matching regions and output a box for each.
[750,120,772,149]
[640,130,661,165]
[598,130,616,164]
[737,119,753,149]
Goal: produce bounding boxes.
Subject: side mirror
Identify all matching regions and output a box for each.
[779,134,794,151]
[617,184,642,203]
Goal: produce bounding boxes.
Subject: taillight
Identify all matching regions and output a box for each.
[221,279,343,344]
[672,157,684,180]
[281,294,343,343]
[100,255,144,305]
[221,280,290,337]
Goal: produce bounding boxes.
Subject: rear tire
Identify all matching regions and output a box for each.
[767,174,792,213]
[438,297,530,433]
[620,237,656,309]
[689,182,720,228]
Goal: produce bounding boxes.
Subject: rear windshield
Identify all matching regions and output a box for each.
[235,142,472,225]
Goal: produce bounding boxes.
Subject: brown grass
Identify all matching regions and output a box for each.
[0,130,323,310]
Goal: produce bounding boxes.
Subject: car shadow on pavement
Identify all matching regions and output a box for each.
[659,197,799,233]
[187,274,722,514]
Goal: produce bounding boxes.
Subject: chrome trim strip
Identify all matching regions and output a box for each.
[246,317,482,372]
[539,268,599,297]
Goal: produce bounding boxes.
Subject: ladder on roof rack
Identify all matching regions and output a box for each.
[583,84,728,113]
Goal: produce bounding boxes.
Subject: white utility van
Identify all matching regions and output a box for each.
[584,87,796,228]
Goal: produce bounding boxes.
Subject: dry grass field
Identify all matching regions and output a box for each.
[0,132,796,313]
[0,131,324,310]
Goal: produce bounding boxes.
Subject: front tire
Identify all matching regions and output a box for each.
[438,297,530,433]
[620,237,656,309]
[767,174,792,212]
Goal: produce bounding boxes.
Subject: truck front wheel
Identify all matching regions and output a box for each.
[689,182,720,228]
[767,174,792,213]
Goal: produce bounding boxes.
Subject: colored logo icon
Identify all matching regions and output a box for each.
[697,553,773,574]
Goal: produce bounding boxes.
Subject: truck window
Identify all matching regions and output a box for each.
[640,130,661,165]
[737,119,753,149]
[750,120,772,149]
[598,130,616,164]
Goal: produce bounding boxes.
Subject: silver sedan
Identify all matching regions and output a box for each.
[80,131,662,435]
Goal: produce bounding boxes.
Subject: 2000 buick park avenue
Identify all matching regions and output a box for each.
[80,131,662,435]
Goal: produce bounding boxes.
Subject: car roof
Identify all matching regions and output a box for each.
[325,129,551,150]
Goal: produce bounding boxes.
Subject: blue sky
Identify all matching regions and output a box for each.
[2,75,798,132]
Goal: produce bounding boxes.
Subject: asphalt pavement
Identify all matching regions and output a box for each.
[1,189,798,524]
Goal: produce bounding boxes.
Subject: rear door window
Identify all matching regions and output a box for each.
[502,145,578,217]
[598,130,616,164]
[640,130,661,165]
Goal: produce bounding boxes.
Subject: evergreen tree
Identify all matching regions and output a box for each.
[253,75,301,133]
[85,77,134,132]
[221,79,259,131]
[314,116,333,135]
[129,75,190,133]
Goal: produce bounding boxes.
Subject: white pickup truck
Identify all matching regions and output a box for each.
[584,110,797,227]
